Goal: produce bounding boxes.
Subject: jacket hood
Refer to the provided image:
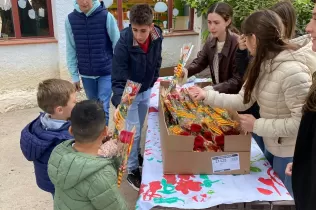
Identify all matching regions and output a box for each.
[20,113,72,161]
[265,34,315,75]
[289,34,316,74]
[49,140,115,190]
[40,113,68,130]
[74,0,100,16]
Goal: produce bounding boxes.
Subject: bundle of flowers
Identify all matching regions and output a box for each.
[166,43,194,94]
[164,91,202,133]
[112,80,141,187]
[161,87,240,152]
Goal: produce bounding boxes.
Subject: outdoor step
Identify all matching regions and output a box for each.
[153,201,296,210]
[271,200,296,210]
[218,203,245,210]
[245,202,271,210]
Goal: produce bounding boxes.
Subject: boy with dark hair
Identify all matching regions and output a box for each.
[111,4,163,191]
[48,100,127,209]
[20,79,76,195]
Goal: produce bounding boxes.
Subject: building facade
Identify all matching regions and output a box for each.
[0,0,204,113]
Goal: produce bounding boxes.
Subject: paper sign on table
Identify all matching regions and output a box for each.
[211,153,240,173]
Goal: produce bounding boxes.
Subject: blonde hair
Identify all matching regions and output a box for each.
[37,79,76,114]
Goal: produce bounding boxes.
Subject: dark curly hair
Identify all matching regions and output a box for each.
[130,4,153,26]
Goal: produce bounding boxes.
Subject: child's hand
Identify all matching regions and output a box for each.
[113,107,119,123]
[238,34,247,50]
[73,81,82,92]
[187,86,206,101]
[285,162,293,176]
[102,132,113,143]
[119,164,127,171]
[238,114,256,133]
[174,66,185,78]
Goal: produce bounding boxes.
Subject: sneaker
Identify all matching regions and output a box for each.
[127,169,141,191]
[138,154,143,168]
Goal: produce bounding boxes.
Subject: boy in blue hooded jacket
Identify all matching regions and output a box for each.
[65,0,120,126]
[111,4,163,191]
[20,79,76,195]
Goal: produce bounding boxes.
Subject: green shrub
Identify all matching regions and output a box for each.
[182,0,314,39]
[294,0,314,35]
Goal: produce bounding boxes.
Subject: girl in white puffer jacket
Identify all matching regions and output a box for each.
[188,10,312,195]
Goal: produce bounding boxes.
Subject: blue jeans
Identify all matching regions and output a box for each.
[126,88,151,172]
[264,149,293,196]
[81,75,111,125]
[252,133,265,152]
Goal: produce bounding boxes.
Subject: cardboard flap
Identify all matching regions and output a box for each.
[224,134,252,152]
[163,151,251,175]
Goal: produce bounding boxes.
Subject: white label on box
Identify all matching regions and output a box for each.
[211,153,240,173]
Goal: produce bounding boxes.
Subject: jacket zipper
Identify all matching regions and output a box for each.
[86,17,91,71]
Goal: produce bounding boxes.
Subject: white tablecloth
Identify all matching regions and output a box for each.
[136,77,292,210]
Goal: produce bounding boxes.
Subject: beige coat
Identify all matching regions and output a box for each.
[203,47,312,157]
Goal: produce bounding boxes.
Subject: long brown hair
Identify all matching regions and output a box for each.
[303,72,316,113]
[271,1,296,40]
[241,10,298,104]
[208,2,240,34]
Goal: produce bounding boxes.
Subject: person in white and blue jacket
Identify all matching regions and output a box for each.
[65,0,120,125]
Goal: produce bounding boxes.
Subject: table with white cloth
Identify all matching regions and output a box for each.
[136,77,294,210]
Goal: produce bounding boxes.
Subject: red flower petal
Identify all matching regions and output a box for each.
[191,124,202,132]
[164,175,177,185]
[203,131,213,141]
[148,107,158,113]
[214,135,224,146]
[180,131,191,136]
[257,188,273,195]
[175,179,202,195]
[119,130,134,144]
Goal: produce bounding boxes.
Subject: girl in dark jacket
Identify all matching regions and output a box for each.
[289,72,316,209]
[179,2,242,94]
[285,2,316,208]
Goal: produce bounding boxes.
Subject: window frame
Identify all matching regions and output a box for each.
[5,0,54,39]
[2,0,193,39]
[116,0,194,31]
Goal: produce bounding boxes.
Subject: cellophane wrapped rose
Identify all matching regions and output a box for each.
[113,80,141,187]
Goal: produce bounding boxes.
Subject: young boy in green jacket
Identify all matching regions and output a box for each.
[48,100,127,210]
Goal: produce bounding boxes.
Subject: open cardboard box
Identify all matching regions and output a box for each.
[159,80,251,175]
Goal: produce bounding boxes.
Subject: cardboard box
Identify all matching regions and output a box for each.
[159,81,251,175]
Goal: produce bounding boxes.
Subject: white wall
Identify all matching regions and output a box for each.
[161,11,203,67]
[193,11,204,51]
[0,0,73,114]
[51,0,74,80]
[0,3,203,113]
[0,43,59,113]
[161,35,199,68]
